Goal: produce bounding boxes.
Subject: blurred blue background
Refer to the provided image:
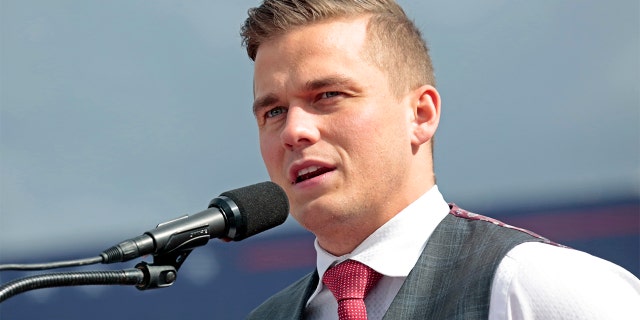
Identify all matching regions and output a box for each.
[1,1,638,319]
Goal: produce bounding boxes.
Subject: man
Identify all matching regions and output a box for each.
[240,0,640,319]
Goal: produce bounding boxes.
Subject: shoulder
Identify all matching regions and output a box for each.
[490,242,640,319]
[246,271,318,319]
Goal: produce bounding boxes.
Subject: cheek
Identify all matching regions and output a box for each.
[259,133,281,172]
[339,104,401,140]
[330,111,382,160]
[344,105,410,157]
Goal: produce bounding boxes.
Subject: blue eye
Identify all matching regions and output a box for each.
[320,91,340,99]
[266,107,287,118]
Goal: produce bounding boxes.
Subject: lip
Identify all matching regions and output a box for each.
[288,159,337,185]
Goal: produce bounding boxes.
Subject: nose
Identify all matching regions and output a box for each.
[280,105,320,151]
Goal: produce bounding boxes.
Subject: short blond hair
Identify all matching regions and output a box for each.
[240,0,436,97]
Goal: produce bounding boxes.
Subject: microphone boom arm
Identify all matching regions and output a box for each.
[0,250,191,303]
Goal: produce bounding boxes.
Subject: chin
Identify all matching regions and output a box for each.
[291,203,334,229]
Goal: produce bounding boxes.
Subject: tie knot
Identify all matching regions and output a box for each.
[322,260,382,301]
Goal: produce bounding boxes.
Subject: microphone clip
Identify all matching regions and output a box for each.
[134,249,192,290]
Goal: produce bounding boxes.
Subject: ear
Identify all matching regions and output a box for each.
[409,85,441,146]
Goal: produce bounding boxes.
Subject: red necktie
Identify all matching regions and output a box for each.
[322,260,383,320]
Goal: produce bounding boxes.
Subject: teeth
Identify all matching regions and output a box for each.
[297,166,321,177]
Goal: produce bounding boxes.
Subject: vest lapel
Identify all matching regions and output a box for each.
[289,271,319,319]
[246,270,318,320]
[381,217,443,320]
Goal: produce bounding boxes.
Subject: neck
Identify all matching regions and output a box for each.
[315,181,435,256]
[315,221,381,256]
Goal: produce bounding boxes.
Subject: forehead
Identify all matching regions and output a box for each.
[270,16,371,52]
[252,17,375,93]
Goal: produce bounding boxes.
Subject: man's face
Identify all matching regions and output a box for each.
[253,17,419,236]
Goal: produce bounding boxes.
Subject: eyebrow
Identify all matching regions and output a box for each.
[252,94,279,116]
[303,75,354,92]
[252,75,356,115]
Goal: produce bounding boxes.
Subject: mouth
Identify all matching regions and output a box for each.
[294,165,334,184]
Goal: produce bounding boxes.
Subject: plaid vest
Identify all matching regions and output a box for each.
[247,205,555,319]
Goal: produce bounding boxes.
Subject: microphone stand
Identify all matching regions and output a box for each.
[0,249,192,303]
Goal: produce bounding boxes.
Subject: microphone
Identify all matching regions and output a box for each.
[100,181,289,264]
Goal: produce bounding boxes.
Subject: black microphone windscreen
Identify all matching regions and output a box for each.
[219,181,289,241]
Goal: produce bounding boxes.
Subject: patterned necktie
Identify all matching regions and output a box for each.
[322,260,383,320]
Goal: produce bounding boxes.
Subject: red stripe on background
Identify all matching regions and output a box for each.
[238,237,316,272]
[502,203,639,242]
[239,203,639,272]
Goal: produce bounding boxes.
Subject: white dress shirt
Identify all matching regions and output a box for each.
[305,185,640,319]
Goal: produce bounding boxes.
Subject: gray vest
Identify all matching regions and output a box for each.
[247,205,554,319]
